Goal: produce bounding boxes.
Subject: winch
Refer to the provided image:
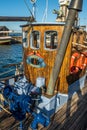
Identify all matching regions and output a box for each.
[2,77,50,130]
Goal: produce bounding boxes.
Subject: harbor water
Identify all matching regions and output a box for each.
[0,44,23,79]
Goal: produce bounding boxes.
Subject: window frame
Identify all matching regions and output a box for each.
[30,30,40,50]
[44,30,58,51]
[22,31,29,48]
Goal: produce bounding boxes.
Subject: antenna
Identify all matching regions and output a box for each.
[30,0,37,19]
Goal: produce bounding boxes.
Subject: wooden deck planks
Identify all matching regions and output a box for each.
[43,80,87,130]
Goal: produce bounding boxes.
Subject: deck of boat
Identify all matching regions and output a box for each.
[43,76,87,130]
[0,76,87,130]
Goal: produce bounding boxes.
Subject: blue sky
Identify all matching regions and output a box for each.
[0,0,87,31]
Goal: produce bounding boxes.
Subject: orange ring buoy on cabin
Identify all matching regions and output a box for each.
[70,52,80,74]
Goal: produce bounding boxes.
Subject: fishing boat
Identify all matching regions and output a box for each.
[0,0,87,130]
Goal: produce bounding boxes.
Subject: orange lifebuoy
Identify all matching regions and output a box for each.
[70,52,87,74]
[70,52,80,74]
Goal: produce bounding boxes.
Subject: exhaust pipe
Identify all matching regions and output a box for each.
[47,0,83,95]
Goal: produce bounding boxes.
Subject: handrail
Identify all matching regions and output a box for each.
[0,69,15,76]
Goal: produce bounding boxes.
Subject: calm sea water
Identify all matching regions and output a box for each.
[0,44,23,79]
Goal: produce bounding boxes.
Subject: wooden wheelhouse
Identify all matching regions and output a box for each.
[21,23,86,95]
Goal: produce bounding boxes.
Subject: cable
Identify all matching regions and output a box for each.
[42,0,48,22]
[24,0,34,18]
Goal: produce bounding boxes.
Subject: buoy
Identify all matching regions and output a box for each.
[70,52,80,74]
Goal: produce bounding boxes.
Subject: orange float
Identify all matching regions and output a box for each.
[70,52,80,74]
[70,52,87,74]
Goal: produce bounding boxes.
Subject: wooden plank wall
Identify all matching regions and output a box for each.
[23,25,64,87]
[22,24,72,94]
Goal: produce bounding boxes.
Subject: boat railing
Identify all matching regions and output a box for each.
[0,63,23,84]
[0,68,15,77]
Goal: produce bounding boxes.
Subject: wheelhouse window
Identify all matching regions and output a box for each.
[30,31,40,49]
[22,31,28,48]
[45,31,58,50]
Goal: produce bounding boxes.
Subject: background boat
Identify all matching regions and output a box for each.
[0,26,12,44]
[0,36,12,45]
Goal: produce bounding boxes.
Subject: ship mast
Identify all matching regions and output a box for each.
[47,0,83,95]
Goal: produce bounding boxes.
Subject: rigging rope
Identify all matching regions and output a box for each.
[24,0,34,18]
[42,0,48,22]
